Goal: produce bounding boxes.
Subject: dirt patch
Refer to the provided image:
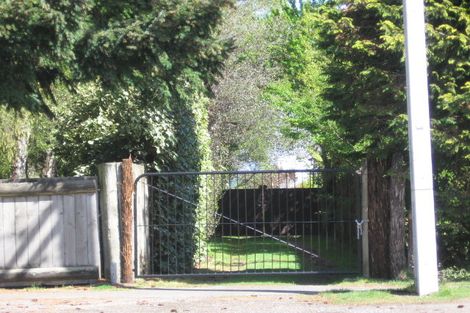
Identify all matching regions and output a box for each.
[0,285,469,313]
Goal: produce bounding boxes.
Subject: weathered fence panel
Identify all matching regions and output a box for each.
[0,177,100,285]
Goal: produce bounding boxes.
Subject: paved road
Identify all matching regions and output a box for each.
[0,286,468,313]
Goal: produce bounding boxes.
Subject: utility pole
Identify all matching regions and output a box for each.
[403,0,439,296]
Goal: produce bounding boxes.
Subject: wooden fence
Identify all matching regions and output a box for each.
[0,177,100,285]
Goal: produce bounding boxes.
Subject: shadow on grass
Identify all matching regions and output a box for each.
[123,276,415,298]
[135,274,372,286]
[126,286,321,295]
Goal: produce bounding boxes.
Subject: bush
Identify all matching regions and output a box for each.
[436,174,470,268]
[439,267,470,282]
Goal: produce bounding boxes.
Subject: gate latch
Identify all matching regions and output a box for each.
[355,219,364,240]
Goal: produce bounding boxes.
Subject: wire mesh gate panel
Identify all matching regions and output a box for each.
[134,170,362,277]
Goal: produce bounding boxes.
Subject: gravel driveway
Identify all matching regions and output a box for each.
[0,285,468,313]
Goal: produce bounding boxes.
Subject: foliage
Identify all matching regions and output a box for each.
[0,0,238,274]
[25,112,57,177]
[266,3,408,279]
[53,81,176,175]
[0,108,55,179]
[54,75,219,273]
[265,6,350,167]
[0,0,231,116]
[439,267,470,282]
[0,108,18,177]
[76,0,232,89]
[151,71,216,273]
[19,0,232,271]
[209,0,289,170]
[268,0,469,273]
[269,1,408,166]
[0,0,231,176]
[0,0,87,115]
[437,185,470,267]
[426,0,470,268]
[191,88,220,259]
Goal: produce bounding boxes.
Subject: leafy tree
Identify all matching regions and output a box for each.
[1,0,233,175]
[0,0,86,115]
[426,0,470,267]
[269,0,469,277]
[309,1,408,279]
[60,0,230,271]
[53,81,174,175]
[49,0,232,173]
[265,7,346,167]
[57,0,232,273]
[0,0,88,179]
[209,0,289,170]
[1,0,233,272]
[0,107,56,180]
[76,0,231,90]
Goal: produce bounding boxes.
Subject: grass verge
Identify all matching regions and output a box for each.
[316,281,470,305]
[133,275,470,304]
[133,275,408,288]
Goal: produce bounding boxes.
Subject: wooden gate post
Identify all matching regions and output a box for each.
[361,161,370,277]
[120,157,134,283]
[133,164,149,277]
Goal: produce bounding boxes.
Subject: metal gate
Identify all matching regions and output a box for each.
[134,169,362,277]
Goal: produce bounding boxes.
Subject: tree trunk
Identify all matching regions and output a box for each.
[41,149,57,178]
[11,124,31,181]
[367,153,406,278]
[368,158,390,278]
[407,209,414,271]
[388,153,406,278]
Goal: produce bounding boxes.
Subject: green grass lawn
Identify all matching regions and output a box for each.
[291,234,358,271]
[200,236,301,272]
[194,235,359,274]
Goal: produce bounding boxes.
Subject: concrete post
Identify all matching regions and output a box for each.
[403,0,439,295]
[97,163,122,284]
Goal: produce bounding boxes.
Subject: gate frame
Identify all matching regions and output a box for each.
[133,168,369,278]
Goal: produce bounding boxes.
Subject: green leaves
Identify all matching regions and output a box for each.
[0,0,233,116]
[0,0,88,115]
[208,0,289,170]
[269,0,469,267]
[76,0,233,86]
